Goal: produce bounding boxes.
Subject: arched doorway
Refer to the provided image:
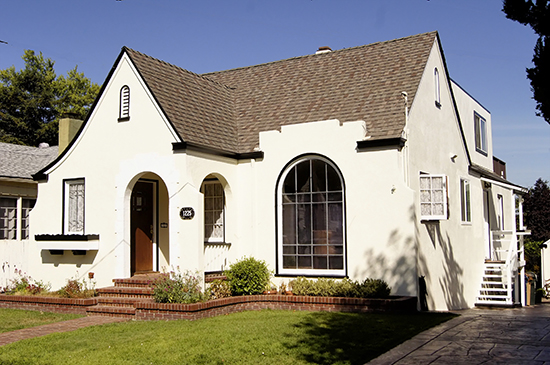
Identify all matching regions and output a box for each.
[131,180,155,274]
[128,174,169,276]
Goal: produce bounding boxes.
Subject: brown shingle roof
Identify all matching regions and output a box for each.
[126,32,437,154]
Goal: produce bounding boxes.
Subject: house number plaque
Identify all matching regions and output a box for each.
[180,207,195,220]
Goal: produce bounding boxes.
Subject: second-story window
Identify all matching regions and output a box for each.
[119,85,130,121]
[474,113,487,154]
[434,68,441,108]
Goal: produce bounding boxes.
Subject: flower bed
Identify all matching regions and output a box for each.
[0,294,98,315]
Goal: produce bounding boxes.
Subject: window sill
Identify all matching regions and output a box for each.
[475,148,488,157]
[35,234,99,251]
[204,241,231,246]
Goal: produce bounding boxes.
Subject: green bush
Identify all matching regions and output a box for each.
[153,269,206,304]
[224,257,271,296]
[207,279,232,300]
[289,277,391,298]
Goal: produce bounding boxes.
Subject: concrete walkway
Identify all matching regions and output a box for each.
[369,303,550,364]
[0,316,128,347]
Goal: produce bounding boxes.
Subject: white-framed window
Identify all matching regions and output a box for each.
[119,85,130,121]
[202,180,225,243]
[474,113,487,154]
[64,179,85,234]
[0,197,35,240]
[497,194,504,230]
[420,174,448,220]
[0,198,17,240]
[460,179,471,223]
[434,68,441,108]
[277,156,345,276]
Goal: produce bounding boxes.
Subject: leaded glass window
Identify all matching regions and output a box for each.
[420,174,447,220]
[65,179,85,234]
[203,180,224,242]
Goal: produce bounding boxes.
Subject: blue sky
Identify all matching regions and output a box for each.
[1,0,548,187]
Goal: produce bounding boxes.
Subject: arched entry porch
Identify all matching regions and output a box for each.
[128,172,170,276]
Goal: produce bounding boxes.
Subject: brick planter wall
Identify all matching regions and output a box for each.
[135,295,417,321]
[0,294,97,315]
[0,294,416,319]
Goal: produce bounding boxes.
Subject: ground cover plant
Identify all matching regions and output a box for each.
[0,308,83,334]
[0,309,455,365]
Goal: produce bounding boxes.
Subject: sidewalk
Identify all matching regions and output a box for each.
[0,316,128,347]
[368,303,550,364]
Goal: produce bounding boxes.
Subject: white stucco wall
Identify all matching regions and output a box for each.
[406,41,488,310]
[451,80,494,171]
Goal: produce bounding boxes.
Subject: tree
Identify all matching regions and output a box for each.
[0,50,100,146]
[502,0,550,125]
[523,178,550,242]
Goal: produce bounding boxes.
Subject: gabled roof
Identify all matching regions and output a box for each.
[125,31,438,154]
[0,142,58,180]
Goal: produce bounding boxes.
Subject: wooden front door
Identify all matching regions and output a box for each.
[131,181,154,274]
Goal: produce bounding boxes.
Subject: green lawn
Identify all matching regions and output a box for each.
[0,309,455,365]
[0,308,83,333]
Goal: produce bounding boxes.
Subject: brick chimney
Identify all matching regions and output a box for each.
[58,113,83,155]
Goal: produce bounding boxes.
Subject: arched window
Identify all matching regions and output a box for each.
[202,179,225,242]
[434,68,441,108]
[119,85,130,121]
[277,156,345,276]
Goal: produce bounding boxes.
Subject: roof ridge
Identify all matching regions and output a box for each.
[202,31,438,77]
[123,47,236,91]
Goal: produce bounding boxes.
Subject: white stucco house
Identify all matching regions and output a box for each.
[3,31,529,311]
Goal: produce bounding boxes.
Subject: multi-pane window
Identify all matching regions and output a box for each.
[0,198,17,240]
[65,179,85,234]
[420,174,448,220]
[119,85,130,120]
[0,198,35,240]
[279,157,345,275]
[475,113,487,154]
[203,181,224,242]
[460,179,471,223]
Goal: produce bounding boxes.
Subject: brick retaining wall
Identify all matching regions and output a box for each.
[0,294,416,319]
[135,295,417,321]
[0,295,97,315]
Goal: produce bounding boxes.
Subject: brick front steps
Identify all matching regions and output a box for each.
[0,277,417,320]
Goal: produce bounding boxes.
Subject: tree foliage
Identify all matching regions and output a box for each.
[523,178,550,242]
[503,0,550,125]
[0,50,100,146]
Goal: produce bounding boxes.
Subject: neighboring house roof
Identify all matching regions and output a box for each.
[0,143,58,180]
[125,31,437,154]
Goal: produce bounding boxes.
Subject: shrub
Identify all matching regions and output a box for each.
[207,279,231,300]
[289,277,391,298]
[356,278,391,298]
[153,269,206,304]
[57,276,96,298]
[224,257,271,296]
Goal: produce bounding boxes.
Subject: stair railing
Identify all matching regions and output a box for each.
[492,230,518,304]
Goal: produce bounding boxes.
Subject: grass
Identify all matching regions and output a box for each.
[0,308,83,333]
[0,309,456,365]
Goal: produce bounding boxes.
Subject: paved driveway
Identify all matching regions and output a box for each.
[369,303,550,364]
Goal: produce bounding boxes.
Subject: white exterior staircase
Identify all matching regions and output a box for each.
[476,261,513,306]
